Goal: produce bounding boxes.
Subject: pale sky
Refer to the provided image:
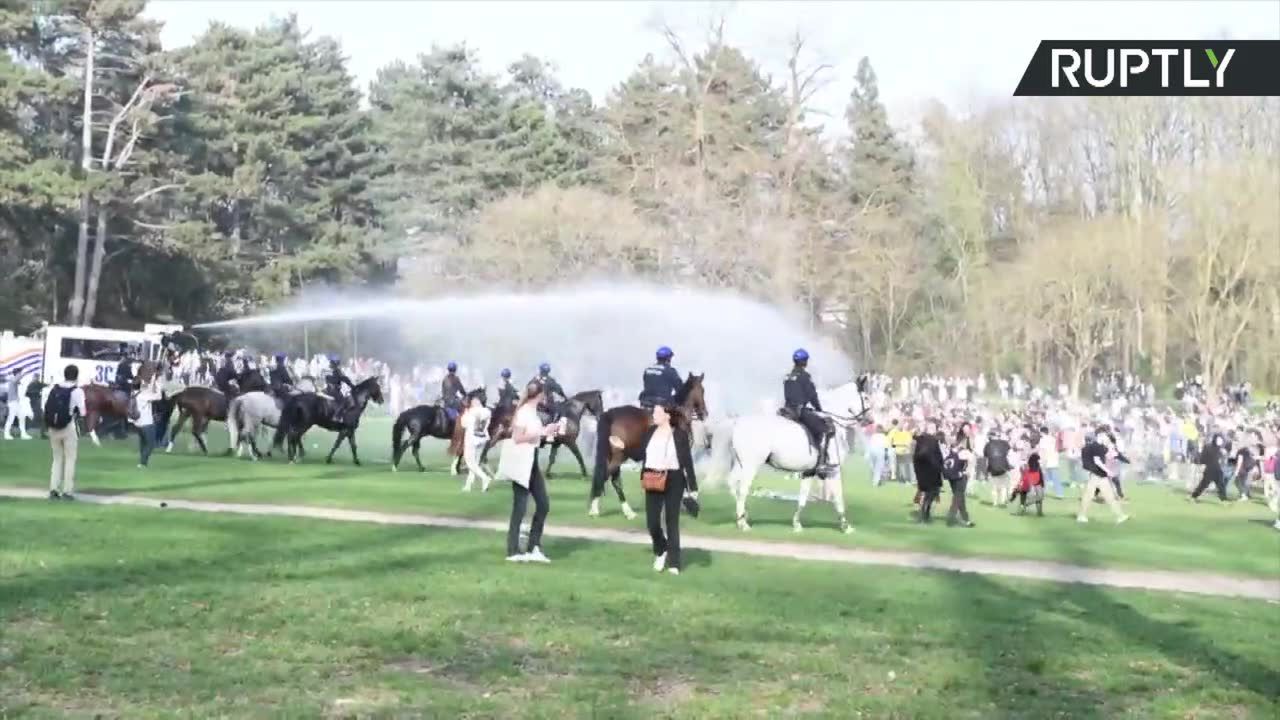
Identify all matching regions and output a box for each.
[147,0,1280,135]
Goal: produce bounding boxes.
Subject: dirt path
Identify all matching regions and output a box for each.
[4,486,1277,600]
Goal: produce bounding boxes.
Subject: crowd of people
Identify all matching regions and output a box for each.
[854,371,1280,530]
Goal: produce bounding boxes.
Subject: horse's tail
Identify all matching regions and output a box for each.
[700,417,735,490]
[227,396,242,454]
[391,414,408,466]
[591,409,616,498]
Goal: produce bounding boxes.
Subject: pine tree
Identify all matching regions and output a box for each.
[844,57,915,212]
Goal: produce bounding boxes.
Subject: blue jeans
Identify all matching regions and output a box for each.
[137,423,160,466]
[869,453,886,486]
[1044,466,1064,496]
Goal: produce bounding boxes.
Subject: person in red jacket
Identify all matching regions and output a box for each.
[1011,452,1046,516]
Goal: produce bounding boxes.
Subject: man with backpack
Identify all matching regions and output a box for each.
[45,364,87,500]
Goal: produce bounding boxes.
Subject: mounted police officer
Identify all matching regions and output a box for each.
[113,344,137,400]
[441,361,466,419]
[529,362,566,426]
[782,349,834,475]
[496,368,518,411]
[325,355,354,423]
[639,346,682,411]
[214,351,237,396]
[268,352,294,396]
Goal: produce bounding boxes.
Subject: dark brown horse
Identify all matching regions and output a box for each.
[478,389,604,478]
[80,361,160,446]
[588,374,707,519]
[164,385,230,455]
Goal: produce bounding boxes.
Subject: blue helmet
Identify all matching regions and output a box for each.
[329,354,340,364]
[500,368,511,378]
[656,346,673,361]
[539,363,551,375]
[793,348,809,363]
[274,352,286,361]
[447,361,457,372]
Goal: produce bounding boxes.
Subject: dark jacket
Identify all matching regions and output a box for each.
[531,374,566,404]
[325,366,353,397]
[637,425,698,492]
[496,380,519,409]
[783,367,822,412]
[441,372,465,407]
[269,363,293,391]
[639,363,683,406]
[1081,440,1110,478]
[983,438,1012,476]
[912,433,945,491]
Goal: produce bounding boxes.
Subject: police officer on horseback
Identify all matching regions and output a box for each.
[783,349,835,475]
[269,352,294,396]
[639,346,681,411]
[113,344,137,400]
[529,362,566,425]
[325,355,354,423]
[214,351,237,396]
[496,368,518,410]
[441,362,466,418]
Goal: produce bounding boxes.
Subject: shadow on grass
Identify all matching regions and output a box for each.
[916,514,1280,717]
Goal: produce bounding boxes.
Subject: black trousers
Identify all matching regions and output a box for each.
[946,475,970,523]
[1191,470,1228,501]
[645,469,686,569]
[918,486,941,521]
[508,455,550,556]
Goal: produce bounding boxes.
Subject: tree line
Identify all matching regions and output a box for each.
[2,2,1276,393]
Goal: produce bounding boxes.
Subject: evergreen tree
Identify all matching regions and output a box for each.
[844,57,915,212]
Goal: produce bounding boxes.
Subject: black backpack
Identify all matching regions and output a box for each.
[44,385,74,430]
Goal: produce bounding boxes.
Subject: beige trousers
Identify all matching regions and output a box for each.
[49,425,79,494]
[1078,474,1124,520]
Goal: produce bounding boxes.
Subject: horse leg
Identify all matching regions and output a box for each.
[564,439,589,479]
[193,417,210,455]
[166,408,185,452]
[589,456,620,517]
[86,411,102,447]
[412,437,424,472]
[246,430,263,461]
[828,460,853,533]
[733,464,754,531]
[545,442,560,479]
[794,475,812,533]
[348,429,361,466]
[612,467,636,520]
[325,430,345,464]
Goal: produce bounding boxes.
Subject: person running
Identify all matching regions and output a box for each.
[1188,434,1230,503]
[1078,433,1129,524]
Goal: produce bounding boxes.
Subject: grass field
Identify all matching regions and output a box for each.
[2,500,1278,719]
[2,417,1277,579]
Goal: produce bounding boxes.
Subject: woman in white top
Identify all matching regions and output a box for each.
[131,378,162,468]
[499,382,560,563]
[637,404,698,575]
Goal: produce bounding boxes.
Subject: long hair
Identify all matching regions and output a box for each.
[518,381,544,409]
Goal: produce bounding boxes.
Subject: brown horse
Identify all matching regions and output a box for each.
[80,361,160,446]
[164,386,231,455]
[477,390,604,478]
[588,374,707,519]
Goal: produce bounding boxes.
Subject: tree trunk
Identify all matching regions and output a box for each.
[83,207,109,325]
[68,24,95,326]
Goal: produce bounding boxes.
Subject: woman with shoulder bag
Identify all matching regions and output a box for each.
[497,382,560,563]
[638,403,698,576]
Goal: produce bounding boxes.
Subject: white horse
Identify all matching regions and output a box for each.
[458,402,495,492]
[226,379,316,459]
[704,379,869,534]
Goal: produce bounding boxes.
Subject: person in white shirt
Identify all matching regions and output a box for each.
[4,370,34,440]
[1036,426,1064,498]
[47,364,88,500]
[637,403,699,575]
[498,382,560,563]
[131,379,162,468]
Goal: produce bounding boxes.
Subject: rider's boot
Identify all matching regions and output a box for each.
[817,432,835,476]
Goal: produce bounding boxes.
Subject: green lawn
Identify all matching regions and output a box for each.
[2,417,1277,579]
[2,500,1278,719]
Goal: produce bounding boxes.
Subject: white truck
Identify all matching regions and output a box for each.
[37,323,181,386]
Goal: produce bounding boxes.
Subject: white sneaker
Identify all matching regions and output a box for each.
[525,547,550,564]
[653,552,667,572]
[1273,519,1280,531]
[505,553,528,563]
[19,434,32,440]
[1076,515,1089,523]
[1116,515,1130,525]
[667,568,680,576]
